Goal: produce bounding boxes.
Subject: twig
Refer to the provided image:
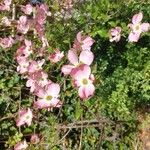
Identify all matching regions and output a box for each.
[78,113,83,150]
[57,124,102,129]
[33,7,36,38]
[18,87,22,133]
[12,4,16,37]
[0,114,16,122]
[52,120,76,148]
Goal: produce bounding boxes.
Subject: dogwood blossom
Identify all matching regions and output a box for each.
[14,140,28,150]
[34,83,62,109]
[49,49,64,63]
[17,16,29,34]
[61,50,94,75]
[0,36,14,49]
[30,134,40,144]
[28,59,45,73]
[16,57,30,74]
[16,108,33,127]
[71,65,95,99]
[26,71,49,92]
[0,0,12,11]
[128,12,150,42]
[16,39,32,58]
[109,27,121,42]
[41,36,49,47]
[73,32,94,51]
[1,17,11,26]
[21,4,33,15]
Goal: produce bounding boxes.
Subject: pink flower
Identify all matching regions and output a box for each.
[71,65,95,99]
[16,39,32,57]
[73,32,94,51]
[26,77,37,93]
[17,57,30,74]
[16,108,33,127]
[30,134,40,144]
[128,12,150,42]
[28,59,45,73]
[35,6,47,25]
[17,16,29,34]
[109,27,121,42]
[41,36,49,47]
[49,49,64,63]
[0,0,12,11]
[38,4,51,17]
[14,140,28,150]
[61,50,94,75]
[33,71,49,87]
[34,83,62,109]
[0,36,14,48]
[1,17,11,26]
[26,71,49,91]
[21,4,33,15]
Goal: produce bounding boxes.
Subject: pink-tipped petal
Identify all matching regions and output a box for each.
[14,140,28,150]
[68,50,79,65]
[46,83,60,97]
[79,50,94,65]
[61,65,75,75]
[76,31,82,42]
[26,79,33,87]
[90,74,95,82]
[49,98,62,107]
[128,23,133,29]
[141,23,150,32]
[128,32,140,42]
[72,65,91,80]
[16,118,25,127]
[36,88,46,98]
[82,37,94,46]
[34,100,50,109]
[132,12,143,24]
[78,84,95,99]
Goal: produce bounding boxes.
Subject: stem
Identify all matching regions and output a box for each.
[78,113,83,150]
[12,4,16,37]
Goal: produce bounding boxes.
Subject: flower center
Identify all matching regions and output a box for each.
[26,115,30,119]
[135,25,140,31]
[46,95,52,101]
[40,77,44,81]
[82,78,88,85]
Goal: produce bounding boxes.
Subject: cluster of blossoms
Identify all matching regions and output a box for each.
[61,32,95,99]
[0,1,65,149]
[15,38,62,111]
[14,134,39,150]
[109,12,150,42]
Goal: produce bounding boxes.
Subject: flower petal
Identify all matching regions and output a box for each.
[76,31,82,42]
[35,88,46,98]
[72,65,91,80]
[128,32,140,42]
[68,50,78,65]
[34,99,51,109]
[46,83,60,97]
[78,84,95,99]
[61,65,75,75]
[141,23,150,32]
[49,98,62,107]
[79,50,94,65]
[132,12,143,24]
